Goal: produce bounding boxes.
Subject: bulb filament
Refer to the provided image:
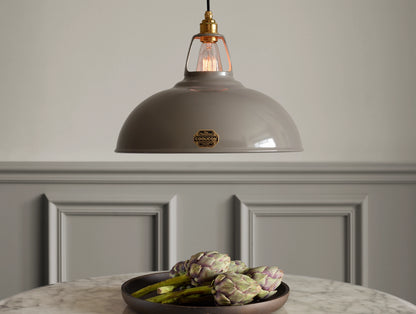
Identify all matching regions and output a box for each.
[196,42,223,72]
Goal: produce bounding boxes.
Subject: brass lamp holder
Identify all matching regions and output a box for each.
[200,10,218,43]
[200,0,218,43]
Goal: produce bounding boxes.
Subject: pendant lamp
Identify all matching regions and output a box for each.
[115,1,302,153]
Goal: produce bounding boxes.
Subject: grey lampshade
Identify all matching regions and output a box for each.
[115,33,302,153]
[115,72,302,153]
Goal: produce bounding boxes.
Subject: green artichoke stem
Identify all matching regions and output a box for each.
[131,275,191,298]
[157,285,176,294]
[146,285,212,303]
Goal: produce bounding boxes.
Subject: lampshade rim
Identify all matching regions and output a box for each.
[115,147,304,154]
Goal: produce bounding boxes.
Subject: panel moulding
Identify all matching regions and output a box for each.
[234,194,368,286]
[45,193,177,284]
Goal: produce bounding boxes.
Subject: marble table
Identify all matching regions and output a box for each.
[0,273,415,314]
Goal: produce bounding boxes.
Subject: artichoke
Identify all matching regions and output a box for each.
[147,272,262,306]
[187,251,231,285]
[228,260,248,274]
[131,251,230,298]
[246,266,284,299]
[169,260,188,277]
[212,272,262,305]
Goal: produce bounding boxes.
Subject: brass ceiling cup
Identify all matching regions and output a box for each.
[115,1,302,153]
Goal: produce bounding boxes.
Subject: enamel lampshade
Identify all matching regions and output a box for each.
[115,5,302,153]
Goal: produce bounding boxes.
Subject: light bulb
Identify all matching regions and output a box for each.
[196,42,223,72]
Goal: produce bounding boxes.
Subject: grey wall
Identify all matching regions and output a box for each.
[0,0,415,162]
[0,162,415,304]
[0,0,415,307]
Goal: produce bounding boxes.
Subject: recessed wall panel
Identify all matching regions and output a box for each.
[255,214,347,282]
[65,214,155,281]
[46,194,177,283]
[235,195,368,285]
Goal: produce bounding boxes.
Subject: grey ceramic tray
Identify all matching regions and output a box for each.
[121,272,289,314]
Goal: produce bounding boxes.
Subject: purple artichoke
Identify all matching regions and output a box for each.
[228,260,248,274]
[246,266,284,299]
[187,251,231,285]
[212,272,262,305]
[169,260,188,277]
[131,251,230,298]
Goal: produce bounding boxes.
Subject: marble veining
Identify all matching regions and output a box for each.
[0,273,415,314]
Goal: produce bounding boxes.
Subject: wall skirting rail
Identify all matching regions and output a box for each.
[0,162,416,184]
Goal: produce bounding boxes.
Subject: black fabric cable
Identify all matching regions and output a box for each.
[207,0,210,11]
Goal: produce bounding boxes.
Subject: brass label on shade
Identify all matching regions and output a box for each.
[193,129,219,148]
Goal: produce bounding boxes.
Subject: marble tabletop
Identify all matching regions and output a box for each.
[0,273,415,314]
